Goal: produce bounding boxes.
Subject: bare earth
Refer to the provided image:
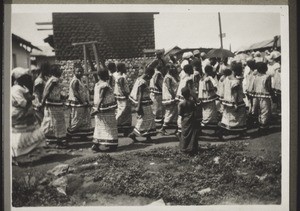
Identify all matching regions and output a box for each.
[12,115,281,207]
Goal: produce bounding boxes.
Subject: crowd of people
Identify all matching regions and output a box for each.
[11,48,281,164]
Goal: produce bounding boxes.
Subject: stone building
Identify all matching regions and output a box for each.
[50,13,157,60]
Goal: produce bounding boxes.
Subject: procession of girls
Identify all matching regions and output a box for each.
[11,48,281,163]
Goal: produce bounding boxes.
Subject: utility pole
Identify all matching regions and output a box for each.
[218,12,223,49]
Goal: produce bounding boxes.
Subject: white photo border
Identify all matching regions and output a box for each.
[6,4,289,211]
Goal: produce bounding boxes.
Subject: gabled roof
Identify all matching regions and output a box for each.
[31,45,55,57]
[12,33,42,52]
[164,46,182,55]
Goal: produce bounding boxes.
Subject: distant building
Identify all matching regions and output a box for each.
[47,13,158,60]
[235,35,281,53]
[31,45,56,68]
[164,46,182,58]
[12,33,41,69]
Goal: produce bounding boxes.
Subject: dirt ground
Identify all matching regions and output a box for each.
[12,114,282,207]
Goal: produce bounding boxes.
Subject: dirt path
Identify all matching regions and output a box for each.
[12,116,281,207]
[13,122,281,174]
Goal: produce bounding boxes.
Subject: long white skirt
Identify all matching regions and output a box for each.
[11,122,45,158]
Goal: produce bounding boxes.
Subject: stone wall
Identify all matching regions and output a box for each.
[59,57,155,98]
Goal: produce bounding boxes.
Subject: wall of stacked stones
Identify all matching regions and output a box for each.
[53,13,155,60]
[58,57,155,99]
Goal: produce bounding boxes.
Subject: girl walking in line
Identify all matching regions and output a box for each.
[114,62,132,137]
[41,64,68,148]
[66,62,93,140]
[159,63,179,135]
[91,69,118,152]
[128,66,156,143]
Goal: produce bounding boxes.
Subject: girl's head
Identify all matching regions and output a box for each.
[231,62,243,77]
[169,54,177,63]
[223,68,232,77]
[17,74,33,86]
[117,62,126,74]
[107,62,117,74]
[17,74,34,94]
[40,62,51,77]
[183,64,193,75]
[50,64,62,78]
[192,60,202,73]
[181,86,190,100]
[144,66,155,80]
[166,63,177,76]
[98,69,110,81]
[12,67,28,86]
[148,60,159,70]
[155,49,165,59]
[73,62,84,78]
[209,57,217,66]
[256,62,268,74]
[274,56,281,64]
[246,60,256,70]
[204,65,214,77]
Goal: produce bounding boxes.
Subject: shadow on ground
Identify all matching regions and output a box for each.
[17,153,82,167]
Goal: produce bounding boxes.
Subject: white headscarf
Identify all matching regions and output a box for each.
[12,67,30,79]
[182,52,193,59]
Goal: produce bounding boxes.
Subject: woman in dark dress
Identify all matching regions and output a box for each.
[178,86,199,155]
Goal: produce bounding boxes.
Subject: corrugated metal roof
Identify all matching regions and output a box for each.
[236,35,281,52]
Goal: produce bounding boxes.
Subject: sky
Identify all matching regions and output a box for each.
[11,5,281,52]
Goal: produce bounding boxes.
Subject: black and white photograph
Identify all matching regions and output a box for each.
[7,3,289,211]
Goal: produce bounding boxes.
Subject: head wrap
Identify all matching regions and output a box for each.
[270,51,281,60]
[155,49,165,55]
[182,52,193,59]
[193,50,200,56]
[254,51,261,57]
[266,55,275,63]
[246,56,254,62]
[11,67,29,79]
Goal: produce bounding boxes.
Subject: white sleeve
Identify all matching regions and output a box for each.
[12,87,28,108]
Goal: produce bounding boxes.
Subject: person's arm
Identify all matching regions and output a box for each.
[266,75,274,97]
[34,83,44,102]
[118,77,128,98]
[165,78,175,98]
[19,90,34,110]
[208,76,218,92]
[194,73,200,84]
[186,80,199,102]
[97,86,107,110]
[155,73,163,92]
[41,82,56,106]
[72,80,84,104]
[178,101,184,117]
[232,84,240,110]
[137,84,145,116]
